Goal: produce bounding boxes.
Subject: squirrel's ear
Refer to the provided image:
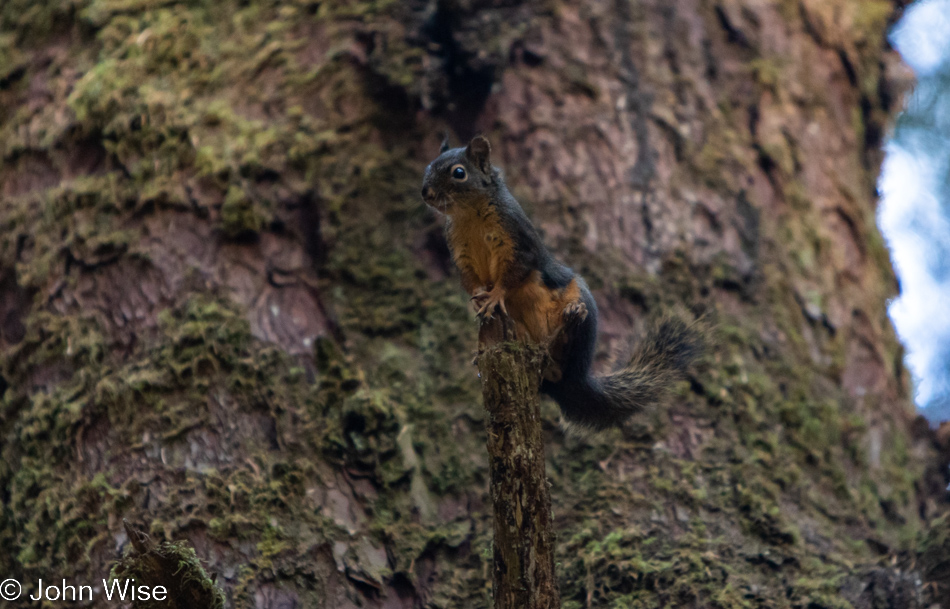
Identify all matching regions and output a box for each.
[439,132,450,153]
[465,136,492,173]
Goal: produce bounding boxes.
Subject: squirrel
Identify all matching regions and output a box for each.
[421,135,701,432]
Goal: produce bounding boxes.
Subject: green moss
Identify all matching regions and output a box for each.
[748,57,783,93]
[0,0,928,605]
[221,184,267,238]
[692,119,750,191]
[110,531,226,609]
[561,523,753,609]
[850,1,893,46]
[734,479,798,545]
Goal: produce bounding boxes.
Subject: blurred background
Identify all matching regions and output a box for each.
[881,0,950,423]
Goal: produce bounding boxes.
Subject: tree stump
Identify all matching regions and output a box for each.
[476,315,561,609]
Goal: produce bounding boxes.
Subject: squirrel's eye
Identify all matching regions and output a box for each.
[451,165,467,181]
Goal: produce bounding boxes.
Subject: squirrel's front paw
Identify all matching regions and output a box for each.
[470,288,487,315]
[472,287,507,319]
[470,287,489,312]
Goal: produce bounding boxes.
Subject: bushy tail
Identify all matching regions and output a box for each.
[552,318,703,432]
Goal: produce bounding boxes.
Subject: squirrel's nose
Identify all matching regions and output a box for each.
[422,186,435,202]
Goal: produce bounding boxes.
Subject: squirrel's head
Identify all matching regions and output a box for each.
[421,135,495,214]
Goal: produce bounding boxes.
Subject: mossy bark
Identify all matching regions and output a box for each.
[111,520,226,609]
[0,0,947,607]
[477,316,560,609]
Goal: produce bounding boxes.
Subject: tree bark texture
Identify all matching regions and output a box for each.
[1,0,947,608]
[477,316,560,609]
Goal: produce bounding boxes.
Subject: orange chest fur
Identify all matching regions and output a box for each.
[446,207,514,286]
[444,206,585,346]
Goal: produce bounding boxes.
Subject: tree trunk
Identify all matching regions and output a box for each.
[477,316,560,609]
[0,0,946,608]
